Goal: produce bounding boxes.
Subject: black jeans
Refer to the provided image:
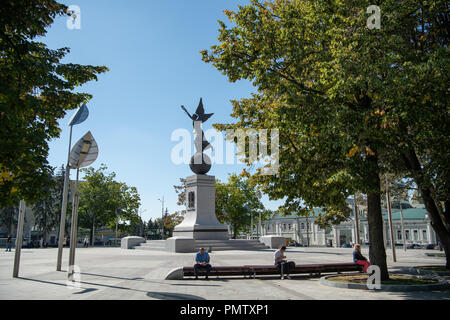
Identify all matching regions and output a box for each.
[194,263,211,278]
[276,261,290,276]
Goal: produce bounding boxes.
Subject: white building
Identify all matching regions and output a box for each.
[262,205,437,248]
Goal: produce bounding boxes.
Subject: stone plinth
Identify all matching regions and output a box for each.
[121,236,145,249]
[259,235,286,249]
[173,174,229,240]
[165,237,195,253]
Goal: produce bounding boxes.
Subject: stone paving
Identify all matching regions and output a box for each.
[0,246,449,300]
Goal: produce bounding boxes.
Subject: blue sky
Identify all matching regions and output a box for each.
[43,0,284,221]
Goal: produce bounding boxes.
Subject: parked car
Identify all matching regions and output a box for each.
[425,244,436,250]
[407,243,422,249]
[287,240,302,247]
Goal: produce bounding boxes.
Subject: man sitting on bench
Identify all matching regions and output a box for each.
[194,247,211,280]
[274,246,291,279]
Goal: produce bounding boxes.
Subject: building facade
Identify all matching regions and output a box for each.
[262,204,437,248]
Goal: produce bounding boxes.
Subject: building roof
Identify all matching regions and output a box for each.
[382,208,428,221]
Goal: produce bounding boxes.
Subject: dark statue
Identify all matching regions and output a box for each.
[181,98,213,175]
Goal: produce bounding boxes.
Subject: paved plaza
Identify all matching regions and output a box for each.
[0,246,449,300]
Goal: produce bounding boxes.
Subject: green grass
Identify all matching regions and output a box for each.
[329,274,438,285]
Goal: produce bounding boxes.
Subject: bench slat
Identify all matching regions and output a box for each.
[183,263,363,277]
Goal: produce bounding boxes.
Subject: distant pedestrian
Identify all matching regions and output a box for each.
[83,236,89,248]
[6,234,12,252]
[194,248,212,280]
[39,238,43,248]
[353,244,371,272]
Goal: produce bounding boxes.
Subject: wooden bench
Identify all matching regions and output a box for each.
[181,263,363,279]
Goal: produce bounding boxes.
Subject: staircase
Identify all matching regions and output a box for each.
[134,240,166,251]
[195,239,269,251]
[132,239,270,251]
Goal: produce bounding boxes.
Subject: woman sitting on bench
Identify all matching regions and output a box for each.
[353,244,370,272]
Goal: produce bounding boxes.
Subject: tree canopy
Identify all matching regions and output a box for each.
[202,0,449,274]
[77,165,141,243]
[0,0,108,207]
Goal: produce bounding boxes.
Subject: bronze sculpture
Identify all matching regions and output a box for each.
[181,98,213,174]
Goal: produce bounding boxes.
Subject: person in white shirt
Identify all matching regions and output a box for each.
[274,246,291,279]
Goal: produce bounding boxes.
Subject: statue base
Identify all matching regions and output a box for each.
[173,174,229,240]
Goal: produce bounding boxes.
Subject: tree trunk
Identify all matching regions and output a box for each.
[403,149,450,269]
[366,154,390,280]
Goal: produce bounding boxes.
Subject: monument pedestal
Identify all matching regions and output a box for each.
[173,174,229,240]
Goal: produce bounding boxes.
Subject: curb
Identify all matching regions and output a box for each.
[409,266,450,277]
[319,275,450,292]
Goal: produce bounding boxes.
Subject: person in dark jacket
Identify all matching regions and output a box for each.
[6,235,12,252]
[353,244,370,272]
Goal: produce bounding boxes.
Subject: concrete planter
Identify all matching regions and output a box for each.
[259,235,286,249]
[320,274,450,292]
[121,236,145,249]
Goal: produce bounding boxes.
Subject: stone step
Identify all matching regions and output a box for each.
[130,239,270,251]
[134,246,166,251]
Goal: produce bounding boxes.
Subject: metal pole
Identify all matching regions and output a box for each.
[68,168,80,277]
[258,210,262,237]
[250,212,253,238]
[57,125,73,271]
[306,216,310,246]
[160,196,164,239]
[400,202,406,251]
[385,175,397,262]
[353,195,360,244]
[13,200,26,278]
[115,208,118,245]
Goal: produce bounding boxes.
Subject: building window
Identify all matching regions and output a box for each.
[283,224,286,231]
[405,230,410,240]
[397,230,402,240]
[288,224,291,230]
[413,230,418,241]
[301,223,305,229]
[422,230,427,241]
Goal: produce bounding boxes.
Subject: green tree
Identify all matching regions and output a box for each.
[216,174,265,239]
[0,0,108,208]
[32,170,59,244]
[0,206,18,235]
[78,165,141,244]
[164,210,185,238]
[202,0,449,274]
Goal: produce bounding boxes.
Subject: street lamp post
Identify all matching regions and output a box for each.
[115,207,122,245]
[67,131,98,281]
[158,197,165,239]
[353,194,361,244]
[385,175,397,262]
[139,208,147,238]
[57,104,89,271]
[256,191,262,237]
